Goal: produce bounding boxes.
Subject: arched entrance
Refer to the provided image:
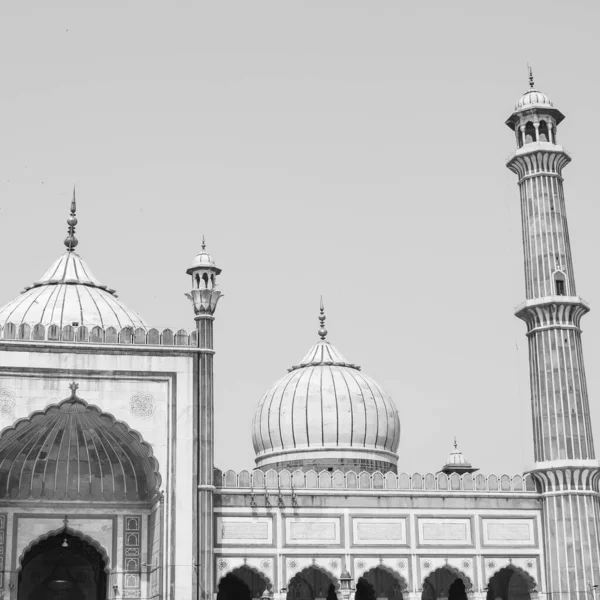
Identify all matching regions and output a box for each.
[355,567,405,600]
[18,532,108,600]
[422,568,469,600]
[217,566,269,600]
[287,567,337,600]
[486,567,535,600]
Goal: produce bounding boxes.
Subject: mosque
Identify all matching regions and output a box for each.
[0,74,598,600]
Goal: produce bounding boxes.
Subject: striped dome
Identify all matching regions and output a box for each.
[0,251,148,330]
[252,339,400,472]
[515,88,553,112]
[0,389,160,501]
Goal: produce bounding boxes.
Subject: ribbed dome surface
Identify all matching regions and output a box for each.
[0,251,148,330]
[252,340,400,472]
[515,88,553,112]
[0,392,160,501]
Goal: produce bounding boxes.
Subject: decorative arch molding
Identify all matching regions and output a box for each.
[18,526,111,573]
[0,386,162,502]
[285,559,341,590]
[215,557,274,590]
[483,559,538,592]
[353,558,409,592]
[420,560,474,593]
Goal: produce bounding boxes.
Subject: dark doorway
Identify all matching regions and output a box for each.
[19,533,108,600]
[217,567,268,600]
[287,568,337,600]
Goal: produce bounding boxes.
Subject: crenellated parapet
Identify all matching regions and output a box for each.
[506,144,571,179]
[515,296,590,333]
[0,322,200,347]
[213,468,538,493]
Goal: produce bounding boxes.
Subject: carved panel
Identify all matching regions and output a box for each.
[285,517,341,545]
[418,518,472,546]
[216,517,273,545]
[482,518,535,546]
[123,516,141,598]
[352,518,407,546]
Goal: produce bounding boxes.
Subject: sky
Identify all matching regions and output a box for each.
[1,1,600,476]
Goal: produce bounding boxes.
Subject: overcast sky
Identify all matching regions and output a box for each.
[2,1,600,475]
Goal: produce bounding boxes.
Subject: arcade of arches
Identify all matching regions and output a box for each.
[216,566,533,600]
[18,532,108,600]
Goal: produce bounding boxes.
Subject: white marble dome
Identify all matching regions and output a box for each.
[252,338,401,472]
[0,251,148,330]
[515,88,553,112]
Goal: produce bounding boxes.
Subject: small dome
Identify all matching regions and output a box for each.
[515,88,554,112]
[252,339,401,473]
[0,251,149,330]
[441,439,477,474]
[191,249,217,268]
[0,387,160,501]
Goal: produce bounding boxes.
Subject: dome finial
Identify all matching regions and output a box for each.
[64,186,79,252]
[454,436,458,450]
[528,63,535,89]
[318,295,328,340]
[202,234,206,251]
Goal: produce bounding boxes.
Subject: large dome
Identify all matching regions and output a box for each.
[252,337,401,473]
[0,194,148,331]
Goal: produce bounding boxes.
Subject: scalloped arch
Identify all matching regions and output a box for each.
[18,526,111,572]
[359,565,408,592]
[217,564,273,590]
[288,565,340,591]
[422,565,473,593]
[0,392,162,502]
[488,564,537,592]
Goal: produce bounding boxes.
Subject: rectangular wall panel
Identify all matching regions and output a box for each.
[285,517,341,546]
[418,518,473,546]
[482,518,535,546]
[352,518,408,546]
[216,517,273,545]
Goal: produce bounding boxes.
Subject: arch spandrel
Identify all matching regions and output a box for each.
[483,559,538,593]
[0,387,161,503]
[420,561,474,594]
[215,557,274,590]
[284,558,341,589]
[353,560,409,593]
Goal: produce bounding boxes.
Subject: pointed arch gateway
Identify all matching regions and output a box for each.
[486,565,537,600]
[217,565,271,600]
[355,566,407,600]
[287,566,339,600]
[422,566,473,600]
[0,383,162,502]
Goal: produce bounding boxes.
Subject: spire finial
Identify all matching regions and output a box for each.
[454,436,458,450]
[528,64,535,89]
[318,295,328,340]
[202,235,206,251]
[64,186,79,252]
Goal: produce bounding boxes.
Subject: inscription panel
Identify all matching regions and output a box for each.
[482,518,535,546]
[216,517,273,545]
[418,518,472,546]
[285,517,341,546]
[352,518,408,546]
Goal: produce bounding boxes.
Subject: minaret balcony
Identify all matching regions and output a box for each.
[515,295,590,333]
[506,143,571,177]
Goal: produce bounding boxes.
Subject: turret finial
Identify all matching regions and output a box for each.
[64,186,79,252]
[318,295,328,340]
[454,436,458,450]
[202,235,206,251]
[528,64,535,89]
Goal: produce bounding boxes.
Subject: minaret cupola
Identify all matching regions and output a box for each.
[185,237,222,316]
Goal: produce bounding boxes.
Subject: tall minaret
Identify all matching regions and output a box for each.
[507,70,600,597]
[186,238,222,600]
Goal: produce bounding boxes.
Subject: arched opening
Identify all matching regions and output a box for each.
[554,271,566,296]
[422,568,470,600]
[486,566,534,600]
[195,273,201,289]
[287,567,337,600]
[18,532,108,600]
[355,567,404,600]
[202,272,209,288]
[217,566,269,600]
[538,120,549,142]
[524,121,536,144]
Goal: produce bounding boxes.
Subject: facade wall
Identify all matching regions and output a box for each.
[214,482,544,597]
[0,341,198,599]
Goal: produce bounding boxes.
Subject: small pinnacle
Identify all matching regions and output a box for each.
[69,381,79,398]
[528,64,535,89]
[318,295,328,340]
[64,187,79,252]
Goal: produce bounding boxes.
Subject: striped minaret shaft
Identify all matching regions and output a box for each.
[507,79,600,599]
[186,245,222,600]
